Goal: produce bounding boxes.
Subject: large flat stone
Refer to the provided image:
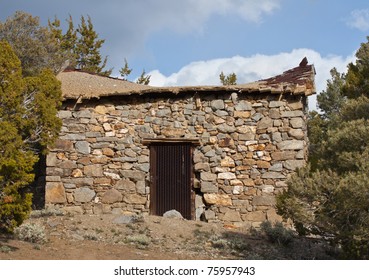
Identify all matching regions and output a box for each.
[277,140,304,150]
[74,187,96,203]
[101,189,122,204]
[204,193,232,206]
[45,182,66,204]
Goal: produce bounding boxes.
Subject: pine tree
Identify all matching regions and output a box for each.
[75,15,112,76]
[219,71,237,85]
[277,38,369,259]
[136,69,151,85]
[119,58,132,80]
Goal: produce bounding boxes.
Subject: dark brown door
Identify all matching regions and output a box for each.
[150,143,193,219]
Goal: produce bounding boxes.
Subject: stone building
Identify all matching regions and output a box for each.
[45,59,316,227]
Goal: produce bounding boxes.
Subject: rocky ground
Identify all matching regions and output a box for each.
[0,211,336,260]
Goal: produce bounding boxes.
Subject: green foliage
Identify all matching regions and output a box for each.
[260,221,295,246]
[0,41,62,233]
[278,37,369,259]
[14,222,47,244]
[0,11,69,76]
[75,15,112,76]
[136,69,151,85]
[119,58,132,80]
[219,71,237,85]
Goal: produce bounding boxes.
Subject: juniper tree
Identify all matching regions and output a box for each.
[0,41,62,233]
[0,11,69,76]
[277,38,369,259]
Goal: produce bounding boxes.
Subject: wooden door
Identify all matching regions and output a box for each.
[150,143,193,219]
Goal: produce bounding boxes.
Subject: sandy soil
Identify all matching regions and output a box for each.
[0,212,333,260]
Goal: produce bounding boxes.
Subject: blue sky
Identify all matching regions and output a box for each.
[1,0,369,109]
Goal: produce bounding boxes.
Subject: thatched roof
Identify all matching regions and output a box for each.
[57,58,316,100]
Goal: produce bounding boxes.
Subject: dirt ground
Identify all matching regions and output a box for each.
[0,211,334,260]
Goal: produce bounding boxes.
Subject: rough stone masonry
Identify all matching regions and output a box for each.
[44,61,315,228]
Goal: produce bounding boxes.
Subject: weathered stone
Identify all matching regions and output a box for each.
[271,151,296,160]
[277,140,304,150]
[52,139,73,151]
[161,128,185,137]
[269,163,283,172]
[217,124,236,133]
[269,101,285,108]
[232,185,243,195]
[71,169,83,177]
[46,153,58,167]
[204,194,232,206]
[60,133,86,141]
[101,189,122,203]
[45,182,66,204]
[288,101,303,110]
[74,187,95,203]
[116,179,135,190]
[259,185,274,193]
[284,160,305,170]
[194,162,210,171]
[136,181,146,194]
[266,209,283,223]
[163,209,183,219]
[222,210,241,222]
[123,194,146,204]
[218,172,236,180]
[204,210,216,220]
[58,110,72,119]
[95,105,107,114]
[242,211,265,222]
[83,165,103,177]
[73,110,92,118]
[137,163,150,172]
[281,111,304,118]
[288,129,305,140]
[257,117,273,130]
[102,147,115,157]
[94,177,111,185]
[195,195,205,208]
[252,195,276,206]
[201,181,218,193]
[104,172,121,180]
[75,141,90,154]
[200,172,217,181]
[220,157,235,167]
[234,111,251,118]
[59,160,77,169]
[290,117,304,128]
[261,172,286,179]
[235,101,252,111]
[211,99,225,110]
[120,170,145,181]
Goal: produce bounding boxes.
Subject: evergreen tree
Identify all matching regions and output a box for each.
[0,41,62,233]
[219,71,237,85]
[119,58,132,80]
[136,69,151,85]
[0,11,68,76]
[0,41,35,232]
[75,15,112,76]
[277,38,369,259]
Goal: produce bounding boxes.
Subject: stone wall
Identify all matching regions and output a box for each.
[45,91,308,227]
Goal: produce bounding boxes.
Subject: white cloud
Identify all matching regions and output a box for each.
[100,0,281,58]
[346,9,369,31]
[148,49,355,111]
